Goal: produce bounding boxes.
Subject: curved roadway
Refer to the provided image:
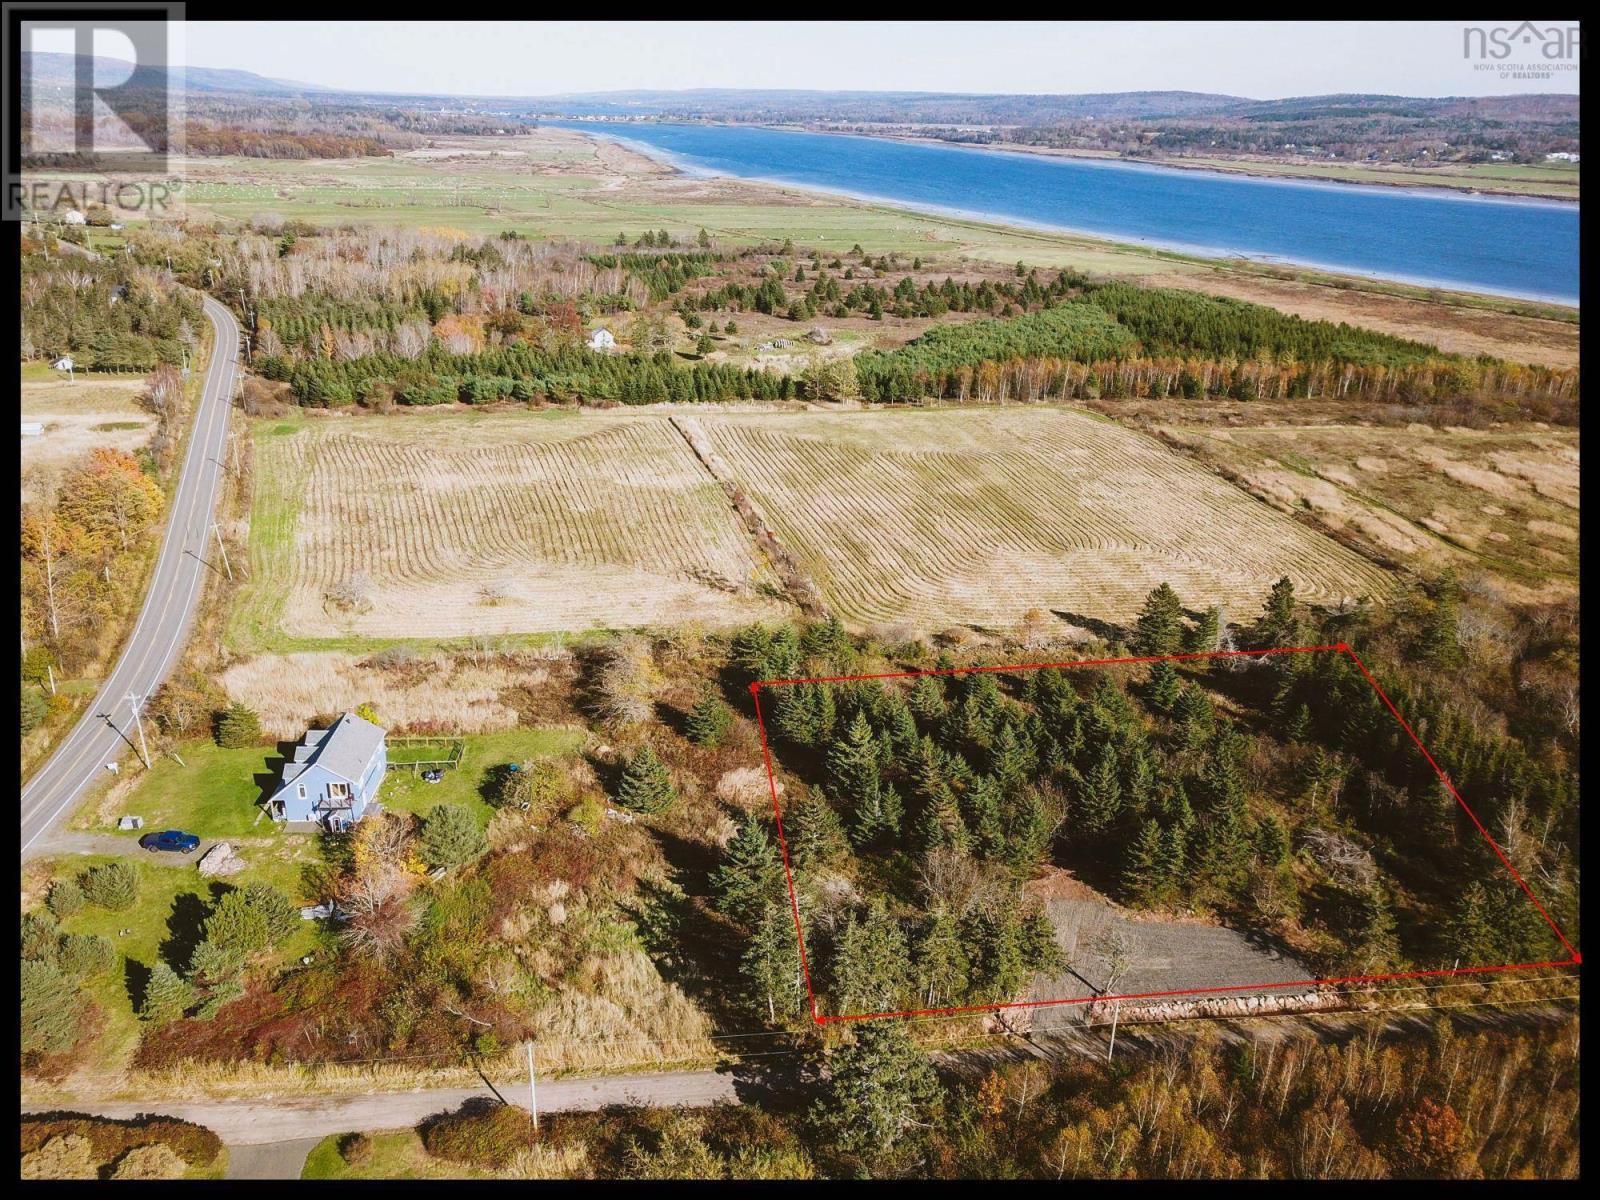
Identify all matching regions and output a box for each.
[21,295,241,856]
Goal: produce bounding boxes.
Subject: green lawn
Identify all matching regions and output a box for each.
[378,728,586,827]
[93,728,586,838]
[39,848,330,1069]
[86,741,289,840]
[302,1130,498,1179]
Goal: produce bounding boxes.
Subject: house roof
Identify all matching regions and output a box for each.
[283,712,385,786]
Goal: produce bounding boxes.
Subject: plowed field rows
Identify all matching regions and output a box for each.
[696,409,1393,633]
[236,413,789,645]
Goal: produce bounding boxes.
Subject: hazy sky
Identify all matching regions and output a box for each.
[176,21,1580,98]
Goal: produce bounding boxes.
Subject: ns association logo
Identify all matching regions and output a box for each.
[1462,21,1580,61]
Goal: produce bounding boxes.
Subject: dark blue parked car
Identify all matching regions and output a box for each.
[141,829,201,854]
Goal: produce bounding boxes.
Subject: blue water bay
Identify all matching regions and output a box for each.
[554,121,1579,305]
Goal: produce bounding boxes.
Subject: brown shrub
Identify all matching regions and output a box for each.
[420,1099,534,1169]
[110,1143,188,1179]
[21,1134,97,1180]
[20,1113,223,1173]
[338,1132,374,1165]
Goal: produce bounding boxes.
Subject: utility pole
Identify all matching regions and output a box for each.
[126,692,151,768]
[526,1040,539,1135]
[1106,1001,1120,1062]
[210,522,233,580]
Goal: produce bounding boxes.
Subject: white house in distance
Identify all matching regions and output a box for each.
[60,209,87,226]
[588,327,617,352]
[51,355,75,372]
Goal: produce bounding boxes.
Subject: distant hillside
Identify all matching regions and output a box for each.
[21,50,337,96]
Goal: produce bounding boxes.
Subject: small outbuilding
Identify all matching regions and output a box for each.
[266,711,387,831]
[588,327,616,352]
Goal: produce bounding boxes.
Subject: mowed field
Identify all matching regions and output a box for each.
[230,410,791,649]
[696,409,1391,633]
[1159,422,1580,591]
[231,406,1393,647]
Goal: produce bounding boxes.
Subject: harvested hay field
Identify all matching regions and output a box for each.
[230,411,791,648]
[1161,423,1580,589]
[696,408,1392,633]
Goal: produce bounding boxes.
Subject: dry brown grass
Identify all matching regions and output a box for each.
[1163,422,1579,590]
[20,375,155,505]
[217,650,539,738]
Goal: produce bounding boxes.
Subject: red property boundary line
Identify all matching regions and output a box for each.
[749,643,1581,1026]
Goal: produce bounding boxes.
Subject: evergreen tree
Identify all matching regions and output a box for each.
[1123,819,1168,905]
[961,774,1006,859]
[808,1020,943,1167]
[1175,685,1215,751]
[141,960,194,1023]
[1445,883,1502,966]
[831,901,914,1016]
[1077,742,1124,841]
[79,861,137,911]
[214,701,262,748]
[712,815,786,927]
[786,792,850,871]
[914,907,969,1008]
[1184,605,1223,655]
[419,803,488,868]
[1134,582,1187,655]
[616,745,676,813]
[987,723,1029,796]
[684,686,733,748]
[907,675,948,723]
[1256,576,1300,648]
[1145,661,1182,713]
[1157,821,1188,884]
[21,959,79,1053]
[1254,812,1290,867]
[742,899,807,1024]
[829,713,897,846]
[914,783,971,856]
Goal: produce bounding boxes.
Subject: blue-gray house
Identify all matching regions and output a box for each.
[266,712,387,831]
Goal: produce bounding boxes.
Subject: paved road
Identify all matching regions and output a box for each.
[22,999,1574,1179]
[20,295,241,858]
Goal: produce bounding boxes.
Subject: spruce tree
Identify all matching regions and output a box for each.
[742,899,806,1024]
[141,960,194,1023]
[616,745,676,813]
[786,792,850,871]
[712,815,785,927]
[214,701,262,748]
[1077,742,1124,840]
[830,901,913,1015]
[1123,819,1167,905]
[1146,661,1182,713]
[1184,605,1223,655]
[914,907,969,1008]
[1256,576,1299,648]
[808,1019,943,1166]
[684,686,733,748]
[1134,582,1187,656]
[829,713,896,846]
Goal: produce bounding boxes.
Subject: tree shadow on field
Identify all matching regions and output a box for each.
[654,699,693,741]
[638,826,747,1032]
[158,891,212,974]
[123,958,153,1013]
[1050,609,1126,646]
